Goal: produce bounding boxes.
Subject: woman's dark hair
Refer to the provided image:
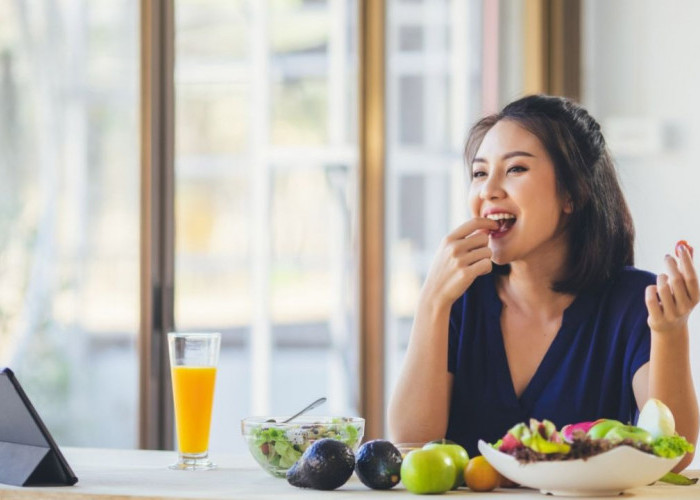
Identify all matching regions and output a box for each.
[464,94,635,293]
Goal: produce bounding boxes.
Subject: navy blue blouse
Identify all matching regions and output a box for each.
[445,267,655,458]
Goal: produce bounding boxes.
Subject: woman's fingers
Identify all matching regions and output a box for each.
[470,256,493,277]
[676,243,699,304]
[655,274,678,320]
[665,255,693,313]
[458,246,492,266]
[448,232,489,255]
[448,217,499,241]
[646,243,700,332]
[645,284,664,320]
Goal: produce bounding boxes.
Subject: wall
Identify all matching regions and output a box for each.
[583,0,700,466]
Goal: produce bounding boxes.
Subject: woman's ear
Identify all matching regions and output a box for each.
[563,198,574,214]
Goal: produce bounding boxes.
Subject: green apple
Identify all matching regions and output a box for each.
[400,448,456,495]
[637,398,675,439]
[423,440,469,489]
[604,424,653,446]
[587,419,624,440]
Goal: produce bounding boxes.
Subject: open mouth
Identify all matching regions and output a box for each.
[486,213,516,235]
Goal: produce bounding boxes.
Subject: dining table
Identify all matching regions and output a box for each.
[0,447,698,500]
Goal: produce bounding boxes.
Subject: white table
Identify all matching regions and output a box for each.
[0,447,698,499]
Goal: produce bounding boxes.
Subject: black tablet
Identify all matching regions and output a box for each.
[0,367,78,486]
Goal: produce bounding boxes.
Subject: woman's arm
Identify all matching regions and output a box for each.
[637,245,699,471]
[387,299,454,443]
[387,217,497,443]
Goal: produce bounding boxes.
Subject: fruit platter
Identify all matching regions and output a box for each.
[479,398,694,496]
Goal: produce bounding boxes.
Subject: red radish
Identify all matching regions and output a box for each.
[498,432,522,452]
[675,240,694,259]
[560,420,600,443]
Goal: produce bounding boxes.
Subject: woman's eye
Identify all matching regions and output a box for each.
[472,170,486,179]
[507,165,527,174]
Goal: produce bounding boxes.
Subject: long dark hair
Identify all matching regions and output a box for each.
[464,95,635,293]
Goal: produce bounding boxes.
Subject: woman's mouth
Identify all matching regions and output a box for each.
[486,213,516,237]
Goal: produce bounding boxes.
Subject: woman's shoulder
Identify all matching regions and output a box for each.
[593,266,655,316]
[610,266,657,290]
[451,272,499,315]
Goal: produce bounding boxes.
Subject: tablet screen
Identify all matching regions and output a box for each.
[0,367,77,485]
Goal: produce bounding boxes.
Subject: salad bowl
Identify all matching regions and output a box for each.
[242,416,364,477]
[478,439,682,496]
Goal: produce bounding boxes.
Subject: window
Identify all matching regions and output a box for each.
[385,0,483,407]
[174,0,359,454]
[0,0,139,447]
[1,0,490,451]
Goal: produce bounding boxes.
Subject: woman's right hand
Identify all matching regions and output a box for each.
[421,217,499,307]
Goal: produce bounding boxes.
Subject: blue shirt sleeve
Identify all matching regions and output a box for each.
[628,313,651,381]
[447,295,465,374]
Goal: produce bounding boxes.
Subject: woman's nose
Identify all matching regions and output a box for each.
[480,173,505,200]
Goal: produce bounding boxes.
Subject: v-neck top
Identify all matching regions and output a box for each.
[445,266,655,458]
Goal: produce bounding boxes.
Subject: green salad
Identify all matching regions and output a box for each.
[250,418,361,471]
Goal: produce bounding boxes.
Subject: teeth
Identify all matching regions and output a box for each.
[486,213,516,221]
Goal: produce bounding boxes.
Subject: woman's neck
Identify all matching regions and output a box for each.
[497,255,574,321]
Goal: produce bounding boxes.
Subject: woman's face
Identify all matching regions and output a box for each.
[468,119,571,266]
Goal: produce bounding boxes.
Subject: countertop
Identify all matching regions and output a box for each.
[0,447,698,499]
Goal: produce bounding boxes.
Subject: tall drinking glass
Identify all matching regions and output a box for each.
[167,332,221,470]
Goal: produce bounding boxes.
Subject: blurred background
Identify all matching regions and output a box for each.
[0,0,698,467]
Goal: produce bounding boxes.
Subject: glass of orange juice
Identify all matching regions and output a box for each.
[167,332,221,470]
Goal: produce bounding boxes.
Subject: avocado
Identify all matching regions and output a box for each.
[286,438,355,490]
[355,439,402,490]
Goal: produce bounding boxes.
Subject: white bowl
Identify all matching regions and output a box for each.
[478,439,682,496]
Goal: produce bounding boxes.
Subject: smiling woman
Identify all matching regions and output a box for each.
[388,95,699,473]
[468,121,571,269]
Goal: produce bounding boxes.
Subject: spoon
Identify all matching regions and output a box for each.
[267,397,327,424]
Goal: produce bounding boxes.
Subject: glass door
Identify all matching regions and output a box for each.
[384,0,484,410]
[174,0,359,453]
[0,0,140,447]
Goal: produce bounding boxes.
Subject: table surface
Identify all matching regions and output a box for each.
[0,447,698,500]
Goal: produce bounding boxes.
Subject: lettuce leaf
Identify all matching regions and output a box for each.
[651,435,695,458]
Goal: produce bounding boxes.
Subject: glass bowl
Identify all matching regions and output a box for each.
[241,415,365,478]
[395,442,426,457]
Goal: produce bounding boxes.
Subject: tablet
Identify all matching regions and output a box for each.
[0,367,78,486]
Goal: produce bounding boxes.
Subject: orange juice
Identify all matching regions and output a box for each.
[171,366,217,454]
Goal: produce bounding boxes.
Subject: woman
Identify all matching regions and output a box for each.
[388,95,699,471]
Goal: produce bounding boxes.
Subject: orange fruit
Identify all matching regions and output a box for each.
[499,473,519,488]
[464,455,500,492]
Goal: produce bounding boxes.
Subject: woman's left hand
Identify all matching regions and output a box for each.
[645,242,699,335]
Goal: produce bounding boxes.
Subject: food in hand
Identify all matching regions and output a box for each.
[637,398,676,440]
[354,439,402,490]
[423,439,470,489]
[286,438,355,490]
[464,455,500,492]
[400,448,456,494]
[675,240,694,259]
